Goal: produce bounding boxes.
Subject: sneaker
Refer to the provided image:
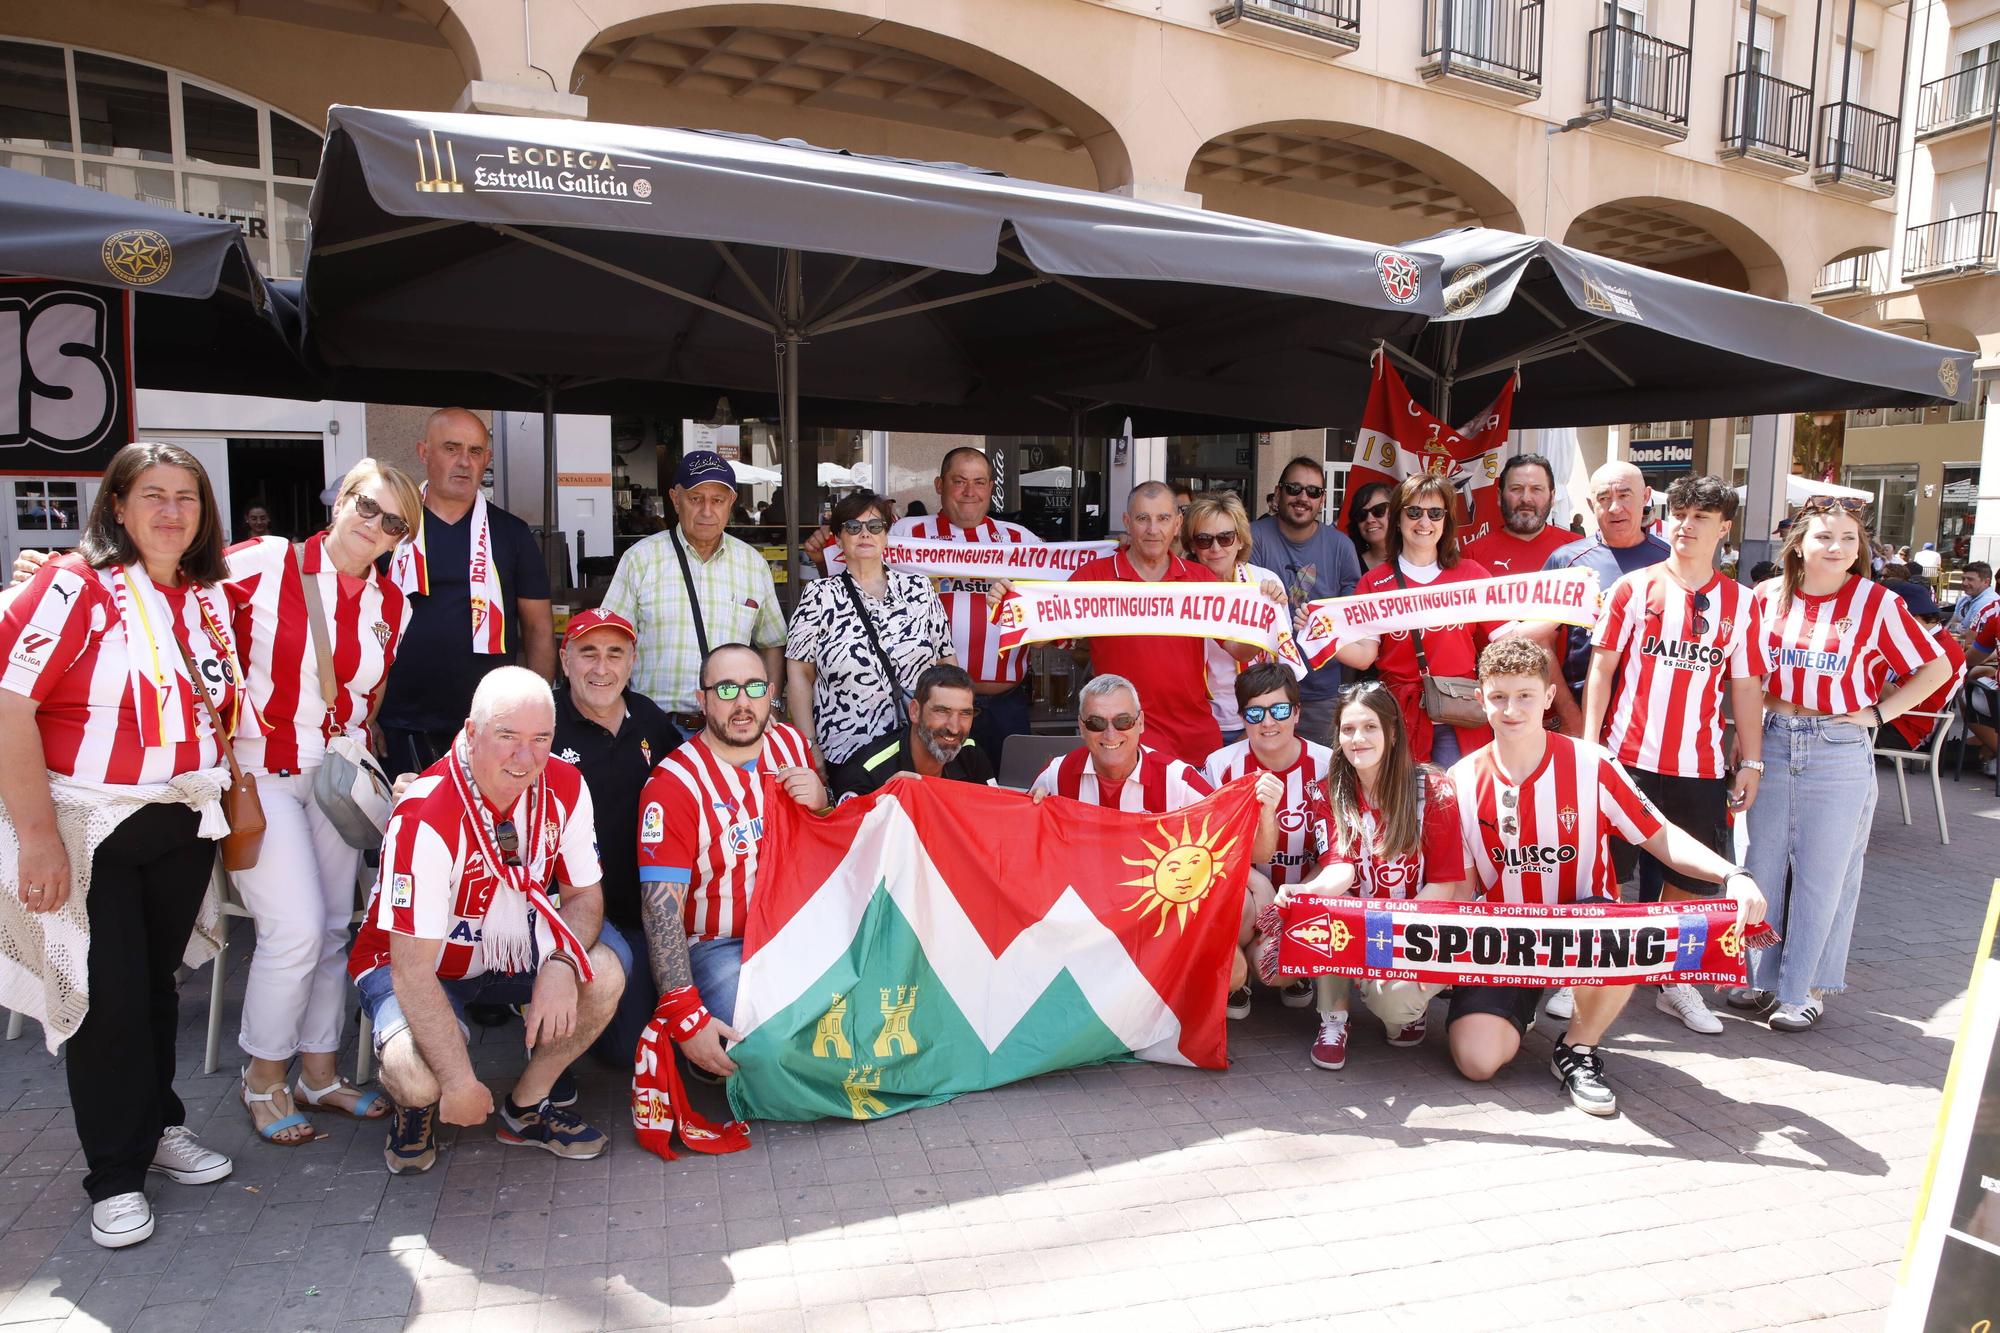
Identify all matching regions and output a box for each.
[90,1192,153,1249]
[1551,1039,1618,1116]
[1386,1015,1428,1048]
[1542,987,1575,1021]
[1226,987,1252,1020]
[1768,997,1825,1032]
[497,1096,607,1160]
[148,1126,232,1185]
[1722,986,1776,1013]
[1309,1014,1349,1071]
[548,1070,578,1109]
[384,1103,438,1175]
[1655,984,1725,1035]
[1279,979,1315,1009]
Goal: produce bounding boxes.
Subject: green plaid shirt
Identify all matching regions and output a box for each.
[599,530,786,712]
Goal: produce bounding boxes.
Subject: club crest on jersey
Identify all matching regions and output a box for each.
[1558,806,1578,834]
[1834,617,1854,636]
[389,873,413,908]
[543,819,560,850]
[641,801,664,845]
[1717,618,1733,639]
[372,620,392,646]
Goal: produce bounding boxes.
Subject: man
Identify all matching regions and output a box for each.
[379,408,555,774]
[1029,673,1215,812]
[549,609,682,1063]
[891,448,1044,757]
[1539,460,1670,735]
[1251,456,1363,743]
[349,668,624,1174]
[635,644,825,1079]
[1950,561,1995,638]
[1067,482,1225,763]
[600,451,787,741]
[1172,484,1195,554]
[829,663,997,800]
[1915,542,1943,581]
[1446,640,1766,1115]
[1463,454,1573,575]
[1582,475,1765,1035]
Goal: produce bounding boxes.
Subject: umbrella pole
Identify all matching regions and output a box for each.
[1069,409,1084,541]
[542,381,565,594]
[780,250,803,614]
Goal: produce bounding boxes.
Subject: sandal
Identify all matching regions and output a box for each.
[293,1074,388,1121]
[241,1072,313,1145]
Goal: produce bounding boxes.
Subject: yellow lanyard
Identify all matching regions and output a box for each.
[120,570,172,739]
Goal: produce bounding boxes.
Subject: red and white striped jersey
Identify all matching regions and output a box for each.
[1873,625,1967,749]
[1758,574,1942,715]
[637,722,816,943]
[0,554,239,784]
[1203,737,1333,886]
[1320,771,1467,900]
[1449,735,1663,905]
[349,755,602,981]
[1593,567,1763,778]
[1029,746,1214,813]
[224,535,410,776]
[890,513,1039,684]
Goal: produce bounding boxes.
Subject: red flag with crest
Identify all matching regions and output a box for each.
[1340,355,1516,548]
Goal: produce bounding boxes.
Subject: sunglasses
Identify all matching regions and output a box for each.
[1189,530,1238,551]
[1360,502,1391,520]
[1689,589,1712,637]
[1499,786,1518,839]
[840,518,889,536]
[1799,496,1871,517]
[1243,702,1296,724]
[493,818,521,867]
[351,493,411,539]
[703,679,769,700]
[1082,712,1140,733]
[1403,505,1448,523]
[1279,482,1326,500]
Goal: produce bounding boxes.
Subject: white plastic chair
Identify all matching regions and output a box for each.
[1873,707,1958,844]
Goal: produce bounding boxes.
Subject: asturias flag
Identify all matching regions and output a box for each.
[725,774,1260,1123]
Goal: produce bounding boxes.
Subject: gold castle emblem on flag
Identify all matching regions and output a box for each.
[843,1066,889,1119]
[1121,815,1239,937]
[1716,922,1744,960]
[812,993,852,1059]
[874,986,920,1058]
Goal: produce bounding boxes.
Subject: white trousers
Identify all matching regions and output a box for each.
[228,770,361,1061]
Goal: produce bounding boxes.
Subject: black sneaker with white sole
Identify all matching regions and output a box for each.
[1551,1039,1618,1117]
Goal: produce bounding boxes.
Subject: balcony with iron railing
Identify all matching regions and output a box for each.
[1419,0,1543,101]
[1812,101,1899,196]
[1810,251,1888,299]
[1916,57,2000,139]
[1585,24,1691,141]
[1720,66,1811,173]
[1212,0,1359,54]
[1904,213,1999,281]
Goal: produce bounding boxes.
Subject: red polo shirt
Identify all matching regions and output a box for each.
[1070,550,1224,765]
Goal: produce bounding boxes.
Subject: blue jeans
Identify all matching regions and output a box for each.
[1429,725,1463,768]
[1743,715,1878,1006]
[689,937,746,1028]
[590,921,658,1067]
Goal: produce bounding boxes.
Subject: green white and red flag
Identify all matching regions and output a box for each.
[724,774,1259,1123]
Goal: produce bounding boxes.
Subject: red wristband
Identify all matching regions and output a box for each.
[654,984,712,1043]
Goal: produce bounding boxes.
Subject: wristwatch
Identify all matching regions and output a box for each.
[1737,759,1765,772]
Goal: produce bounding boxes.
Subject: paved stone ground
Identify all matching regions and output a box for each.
[0,764,1994,1332]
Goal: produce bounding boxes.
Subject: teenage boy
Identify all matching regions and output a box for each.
[1582,474,1765,1036]
[1446,639,1768,1116]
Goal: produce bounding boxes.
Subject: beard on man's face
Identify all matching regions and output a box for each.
[1504,498,1551,535]
[917,720,965,764]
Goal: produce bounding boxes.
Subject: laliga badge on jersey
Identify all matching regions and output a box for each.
[641,802,664,845]
[390,874,414,909]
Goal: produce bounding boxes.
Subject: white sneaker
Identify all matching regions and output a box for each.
[148,1126,232,1185]
[1655,983,1725,1035]
[1769,997,1825,1032]
[1542,987,1575,1020]
[90,1192,153,1248]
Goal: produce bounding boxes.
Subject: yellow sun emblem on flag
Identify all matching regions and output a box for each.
[1120,816,1238,937]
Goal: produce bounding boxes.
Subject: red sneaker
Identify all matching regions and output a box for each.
[1387,1015,1428,1048]
[1309,1014,1349,1071]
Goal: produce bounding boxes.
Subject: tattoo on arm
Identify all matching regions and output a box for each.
[641,881,696,996]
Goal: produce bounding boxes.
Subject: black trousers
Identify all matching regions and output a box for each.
[68,803,215,1201]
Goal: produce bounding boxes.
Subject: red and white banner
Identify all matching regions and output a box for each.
[828,535,1116,582]
[993,580,1306,674]
[1294,568,1599,667]
[1340,356,1515,548]
[1267,894,1758,988]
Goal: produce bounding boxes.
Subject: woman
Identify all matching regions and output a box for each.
[1185,494,1287,742]
[1333,475,1493,765]
[1732,498,1951,1031]
[1344,481,1394,575]
[787,491,952,766]
[228,460,420,1142]
[1281,683,1466,1070]
[0,443,242,1249]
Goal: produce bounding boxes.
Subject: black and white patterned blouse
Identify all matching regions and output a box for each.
[785,570,953,764]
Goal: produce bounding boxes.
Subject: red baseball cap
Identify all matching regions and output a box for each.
[562,608,637,649]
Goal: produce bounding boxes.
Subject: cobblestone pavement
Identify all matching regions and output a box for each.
[0,766,1993,1332]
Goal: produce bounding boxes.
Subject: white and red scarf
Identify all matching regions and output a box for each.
[446,740,592,981]
[993,579,1307,675]
[111,565,236,748]
[389,489,506,653]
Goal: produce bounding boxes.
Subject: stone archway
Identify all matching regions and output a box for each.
[1562,197,1790,298]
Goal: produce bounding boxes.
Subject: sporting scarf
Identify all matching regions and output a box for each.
[445,740,593,982]
[111,565,237,748]
[388,489,506,654]
[825,534,1117,581]
[992,578,1307,675]
[1295,567,1601,668]
[631,996,750,1160]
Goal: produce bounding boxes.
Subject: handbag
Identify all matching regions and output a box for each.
[836,573,916,753]
[1393,568,1485,730]
[296,545,395,849]
[174,624,265,871]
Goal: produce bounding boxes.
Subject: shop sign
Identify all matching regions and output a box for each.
[0,279,134,474]
[1627,438,1694,467]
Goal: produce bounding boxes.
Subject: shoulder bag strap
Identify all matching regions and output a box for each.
[1391,566,1434,675]
[670,527,711,663]
[295,543,339,710]
[838,572,911,715]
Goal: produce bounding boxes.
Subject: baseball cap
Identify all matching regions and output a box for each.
[1887,580,1941,618]
[674,450,737,492]
[562,608,637,649]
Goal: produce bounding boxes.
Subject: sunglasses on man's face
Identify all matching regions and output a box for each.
[840,518,889,536]
[1242,702,1296,724]
[1280,482,1326,500]
[1082,712,1140,733]
[1189,530,1238,551]
[1403,505,1448,523]
[703,680,770,701]
[352,493,411,539]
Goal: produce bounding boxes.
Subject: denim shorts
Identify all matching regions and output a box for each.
[353,964,537,1052]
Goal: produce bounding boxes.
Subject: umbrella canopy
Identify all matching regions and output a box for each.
[1021,465,1076,488]
[730,460,783,486]
[1732,474,1874,506]
[817,462,862,489]
[0,166,309,399]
